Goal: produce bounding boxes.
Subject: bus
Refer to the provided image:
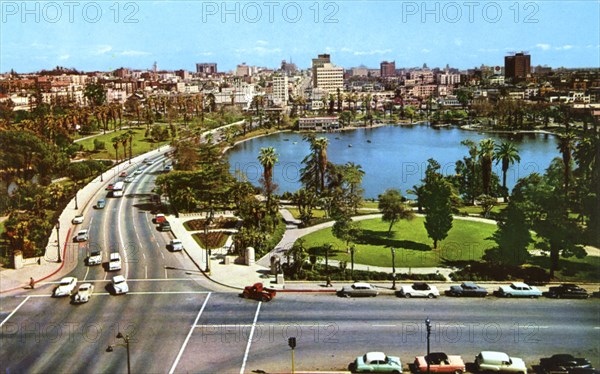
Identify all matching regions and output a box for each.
[112,181,124,197]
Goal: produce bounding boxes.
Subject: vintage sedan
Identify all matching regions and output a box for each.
[338,282,379,297]
[544,284,589,299]
[414,352,465,373]
[475,351,527,374]
[445,282,488,297]
[352,351,402,373]
[112,275,129,295]
[398,282,440,298]
[53,277,78,297]
[71,214,84,225]
[493,282,542,298]
[539,354,593,373]
[73,283,94,304]
[73,229,89,242]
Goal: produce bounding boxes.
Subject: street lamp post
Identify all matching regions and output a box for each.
[106,332,131,374]
[56,221,61,263]
[74,190,78,210]
[425,318,431,374]
[391,248,396,290]
[204,209,214,273]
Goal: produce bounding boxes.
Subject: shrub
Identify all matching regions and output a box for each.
[93,139,106,151]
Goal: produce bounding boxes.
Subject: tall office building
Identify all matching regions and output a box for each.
[315,63,344,93]
[196,63,217,75]
[380,61,396,77]
[504,52,531,82]
[272,75,289,106]
[312,54,331,87]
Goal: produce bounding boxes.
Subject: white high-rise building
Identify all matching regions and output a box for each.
[315,63,344,93]
[272,75,289,106]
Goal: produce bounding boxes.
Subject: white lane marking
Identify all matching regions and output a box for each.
[19,291,211,298]
[117,192,129,279]
[142,252,146,260]
[161,252,165,259]
[165,268,168,279]
[83,265,90,281]
[196,324,327,328]
[145,265,148,279]
[240,302,262,374]
[169,293,212,374]
[0,296,31,328]
[89,217,94,226]
[372,324,396,327]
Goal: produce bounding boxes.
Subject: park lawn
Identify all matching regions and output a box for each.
[77,126,171,160]
[527,255,600,283]
[301,217,500,268]
[457,203,507,216]
[287,208,377,221]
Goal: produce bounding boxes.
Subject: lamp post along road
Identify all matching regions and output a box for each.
[204,209,214,273]
[426,317,431,374]
[391,248,396,290]
[107,332,131,374]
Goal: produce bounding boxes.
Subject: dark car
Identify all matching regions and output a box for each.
[539,354,593,374]
[158,221,171,232]
[242,282,276,302]
[544,284,589,299]
[445,282,488,297]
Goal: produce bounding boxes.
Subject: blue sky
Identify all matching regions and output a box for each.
[1,1,598,73]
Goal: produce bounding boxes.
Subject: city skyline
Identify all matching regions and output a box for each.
[1,1,599,73]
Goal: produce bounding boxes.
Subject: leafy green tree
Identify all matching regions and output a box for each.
[378,189,414,237]
[84,83,106,107]
[332,214,362,254]
[421,159,454,248]
[292,188,318,225]
[483,202,532,266]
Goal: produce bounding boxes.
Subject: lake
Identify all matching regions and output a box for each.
[226,124,559,199]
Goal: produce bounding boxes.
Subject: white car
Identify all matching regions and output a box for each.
[494,282,543,298]
[112,275,129,295]
[398,282,440,298]
[475,351,527,374]
[73,229,89,242]
[124,176,135,183]
[134,169,143,175]
[108,252,122,271]
[169,239,184,251]
[73,283,94,304]
[87,249,102,266]
[338,282,379,297]
[54,277,78,297]
[72,214,84,224]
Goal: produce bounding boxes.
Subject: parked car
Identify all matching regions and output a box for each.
[87,249,102,266]
[73,283,94,304]
[73,229,89,242]
[72,214,84,225]
[108,252,122,271]
[414,352,465,373]
[351,351,402,373]
[169,239,184,251]
[539,354,593,373]
[445,282,488,297]
[475,351,527,374]
[398,282,440,298]
[158,221,171,232]
[242,282,276,302]
[96,199,106,209]
[53,277,78,297]
[494,282,542,298]
[338,282,379,297]
[112,275,129,295]
[544,284,589,299]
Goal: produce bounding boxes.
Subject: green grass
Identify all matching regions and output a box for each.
[528,255,600,282]
[302,217,499,267]
[77,126,172,160]
[457,203,507,216]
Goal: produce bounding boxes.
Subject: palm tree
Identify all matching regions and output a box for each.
[126,129,135,163]
[478,138,496,195]
[557,132,576,197]
[257,147,279,206]
[314,137,329,193]
[111,136,120,162]
[494,141,521,197]
[119,134,128,163]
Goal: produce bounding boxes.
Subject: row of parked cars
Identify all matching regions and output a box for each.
[351,350,597,374]
[52,276,129,303]
[338,282,595,299]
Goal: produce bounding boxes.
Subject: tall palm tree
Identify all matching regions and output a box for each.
[557,132,576,197]
[111,136,120,162]
[494,141,521,197]
[257,147,279,204]
[314,137,329,193]
[478,138,496,195]
[119,134,128,163]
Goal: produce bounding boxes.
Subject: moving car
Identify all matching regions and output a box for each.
[106,183,114,190]
[119,171,127,177]
[54,277,78,297]
[414,352,465,373]
[152,213,166,224]
[158,221,171,232]
[338,282,379,297]
[163,164,173,172]
[475,351,527,374]
[134,168,143,175]
[169,239,184,251]
[96,199,106,209]
[73,229,89,242]
[72,214,84,224]
[112,275,129,295]
[398,282,440,298]
[544,284,589,299]
[445,282,488,297]
[539,354,593,373]
[351,351,402,373]
[242,282,276,302]
[124,176,135,183]
[73,283,94,304]
[87,249,102,266]
[494,282,542,298]
[108,252,122,271]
